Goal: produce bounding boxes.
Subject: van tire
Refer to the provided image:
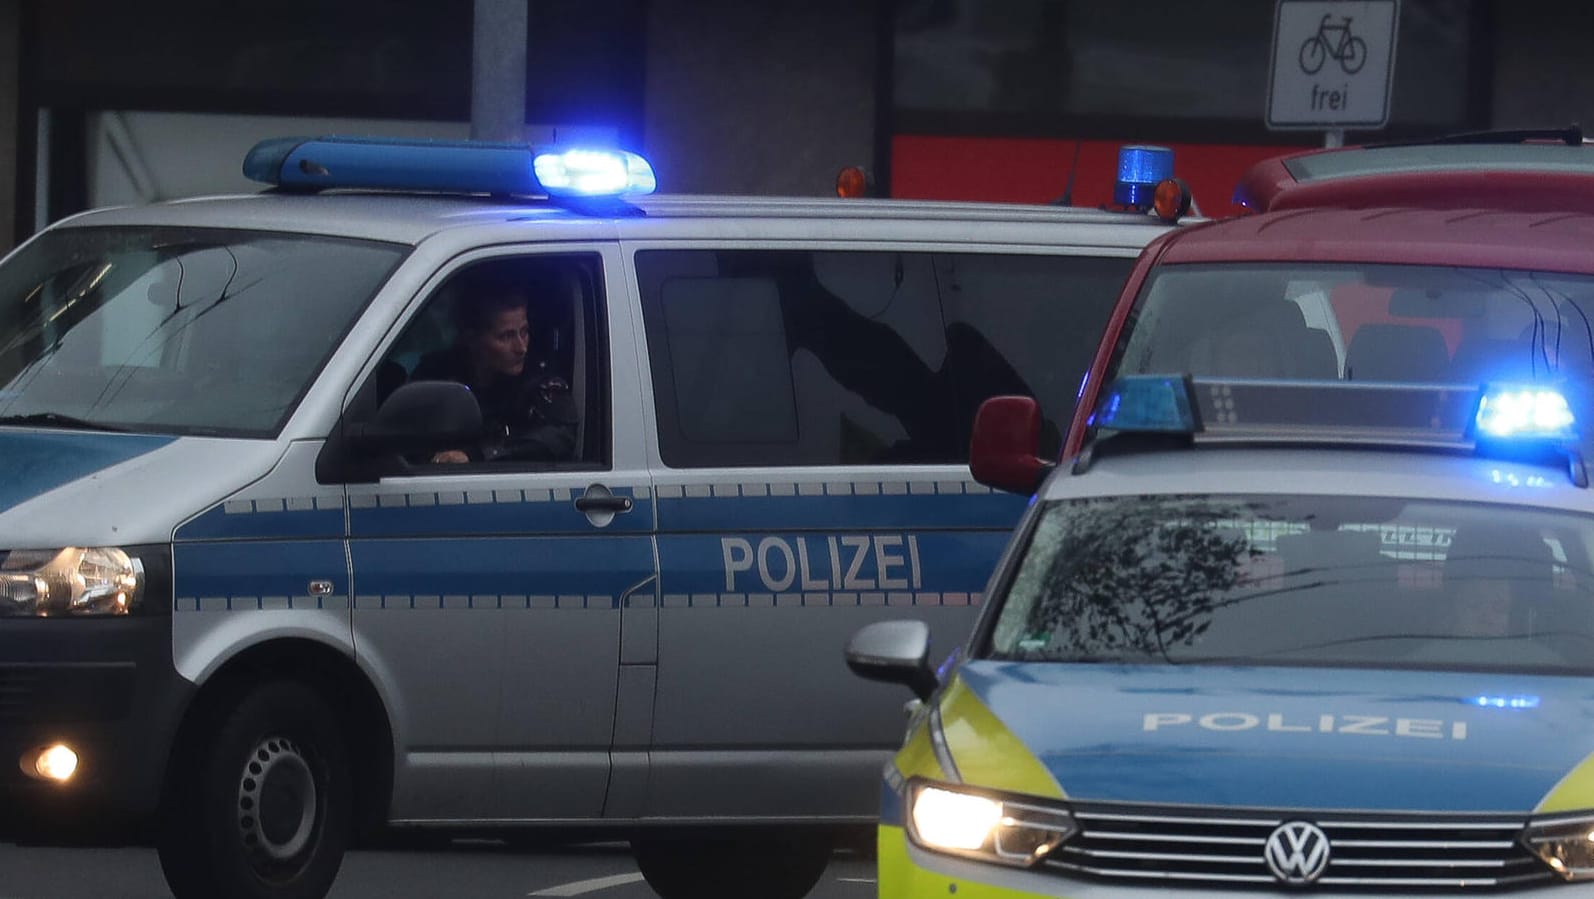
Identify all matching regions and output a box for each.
[631,829,831,899]
[157,681,352,899]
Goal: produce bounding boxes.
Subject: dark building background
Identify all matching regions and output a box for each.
[1,0,1591,250]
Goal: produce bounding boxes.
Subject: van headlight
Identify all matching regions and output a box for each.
[1523,813,1594,880]
[0,547,145,617]
[908,781,1079,866]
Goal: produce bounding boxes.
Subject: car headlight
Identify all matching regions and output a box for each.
[908,781,1079,866]
[1524,813,1594,880]
[0,547,145,617]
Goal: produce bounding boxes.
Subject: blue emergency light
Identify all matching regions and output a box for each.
[1089,375,1199,433]
[1114,145,1175,209]
[1474,385,1575,441]
[1472,694,1541,710]
[1087,376,1585,478]
[534,148,656,197]
[242,136,658,200]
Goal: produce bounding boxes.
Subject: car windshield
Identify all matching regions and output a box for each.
[0,226,405,437]
[986,493,1594,675]
[1112,263,1594,389]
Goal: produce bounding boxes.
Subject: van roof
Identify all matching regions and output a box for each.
[56,191,1177,247]
[1158,205,1594,275]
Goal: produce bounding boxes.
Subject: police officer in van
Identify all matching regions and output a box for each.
[413,276,577,463]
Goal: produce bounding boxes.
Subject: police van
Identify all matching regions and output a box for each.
[852,375,1594,897]
[0,137,1188,899]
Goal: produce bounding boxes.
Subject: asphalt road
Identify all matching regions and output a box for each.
[0,840,878,899]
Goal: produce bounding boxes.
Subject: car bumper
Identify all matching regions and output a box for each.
[0,616,191,839]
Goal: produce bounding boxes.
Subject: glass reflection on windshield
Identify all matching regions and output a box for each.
[988,494,1594,675]
[0,227,404,437]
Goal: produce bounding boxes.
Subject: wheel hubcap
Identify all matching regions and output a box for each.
[236,736,318,865]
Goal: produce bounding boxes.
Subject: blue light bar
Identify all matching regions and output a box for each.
[1090,375,1199,433]
[1114,145,1174,209]
[1475,384,1575,441]
[242,136,657,199]
[534,148,656,198]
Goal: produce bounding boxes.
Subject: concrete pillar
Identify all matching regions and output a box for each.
[471,0,529,142]
[0,0,20,251]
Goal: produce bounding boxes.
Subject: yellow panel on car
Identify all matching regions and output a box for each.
[939,676,1065,798]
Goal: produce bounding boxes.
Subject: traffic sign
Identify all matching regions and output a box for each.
[1267,0,1400,130]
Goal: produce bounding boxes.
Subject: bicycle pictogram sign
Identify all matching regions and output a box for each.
[1299,14,1368,75]
[1268,0,1399,130]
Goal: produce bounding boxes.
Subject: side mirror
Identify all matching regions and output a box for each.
[348,380,482,454]
[970,395,1053,495]
[845,620,938,702]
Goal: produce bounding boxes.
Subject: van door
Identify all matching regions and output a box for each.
[342,248,655,823]
[630,245,1133,821]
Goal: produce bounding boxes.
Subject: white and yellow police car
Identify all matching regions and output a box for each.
[852,375,1594,896]
[0,137,1190,899]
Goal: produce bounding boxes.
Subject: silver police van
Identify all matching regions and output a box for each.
[0,137,1186,899]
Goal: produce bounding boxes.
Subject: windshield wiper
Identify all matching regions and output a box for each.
[0,412,126,432]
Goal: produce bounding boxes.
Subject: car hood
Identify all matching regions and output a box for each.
[947,661,1594,813]
[0,428,283,546]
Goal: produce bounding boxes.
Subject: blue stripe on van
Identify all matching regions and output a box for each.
[175,540,349,603]
[0,430,174,514]
[349,490,653,537]
[656,530,1007,599]
[349,535,653,604]
[656,489,1026,532]
[177,501,345,540]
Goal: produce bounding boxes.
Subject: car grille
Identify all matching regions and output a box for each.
[0,667,38,720]
[0,665,132,723]
[1048,802,1549,889]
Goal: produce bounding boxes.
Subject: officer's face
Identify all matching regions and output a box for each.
[471,305,531,378]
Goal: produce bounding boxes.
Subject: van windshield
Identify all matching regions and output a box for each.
[986,494,1594,675]
[0,226,404,437]
[1112,263,1594,391]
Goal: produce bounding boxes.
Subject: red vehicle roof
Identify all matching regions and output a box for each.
[1160,205,1594,275]
[1235,140,1594,214]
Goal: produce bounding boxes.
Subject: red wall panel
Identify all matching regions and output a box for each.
[891,135,1296,218]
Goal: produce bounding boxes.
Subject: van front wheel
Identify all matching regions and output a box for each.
[158,681,352,899]
[631,829,831,899]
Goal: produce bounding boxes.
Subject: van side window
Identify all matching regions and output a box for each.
[936,253,1129,458]
[638,249,947,467]
[636,249,1130,467]
[359,254,609,468]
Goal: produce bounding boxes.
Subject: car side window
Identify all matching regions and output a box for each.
[359,253,609,470]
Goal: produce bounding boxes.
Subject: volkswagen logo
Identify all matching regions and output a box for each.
[1264,821,1331,884]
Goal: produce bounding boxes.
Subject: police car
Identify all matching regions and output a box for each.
[850,374,1594,896]
[0,137,1189,899]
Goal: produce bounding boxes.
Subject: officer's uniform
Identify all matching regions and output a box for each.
[412,349,578,462]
